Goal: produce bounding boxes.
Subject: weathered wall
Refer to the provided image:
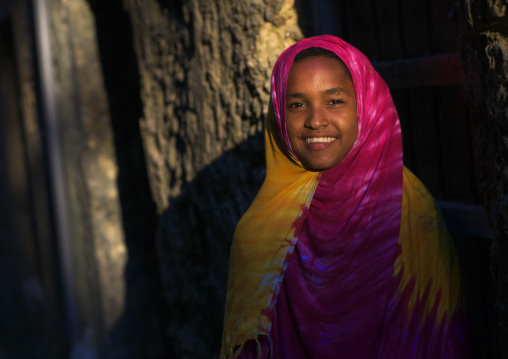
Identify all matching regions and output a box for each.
[126,0,303,210]
[124,0,306,356]
[86,0,171,357]
[454,0,508,356]
[47,0,126,350]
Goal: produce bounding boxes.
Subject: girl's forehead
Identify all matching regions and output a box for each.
[290,55,351,77]
[286,56,356,101]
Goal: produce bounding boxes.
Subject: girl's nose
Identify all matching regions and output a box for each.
[305,106,328,129]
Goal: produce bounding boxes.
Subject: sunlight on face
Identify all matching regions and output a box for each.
[286,56,358,171]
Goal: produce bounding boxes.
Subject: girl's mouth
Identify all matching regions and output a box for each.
[305,137,337,144]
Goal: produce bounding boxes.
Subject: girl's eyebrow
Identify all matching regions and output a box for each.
[324,87,347,95]
[286,87,349,99]
[286,92,305,99]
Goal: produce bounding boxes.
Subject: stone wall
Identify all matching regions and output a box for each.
[454,0,508,356]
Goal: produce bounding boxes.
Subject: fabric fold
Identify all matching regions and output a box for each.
[221,35,468,359]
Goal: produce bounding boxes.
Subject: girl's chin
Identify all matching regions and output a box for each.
[296,146,352,171]
[300,158,341,171]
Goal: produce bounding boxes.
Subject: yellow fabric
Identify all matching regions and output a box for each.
[397,167,462,326]
[221,116,320,359]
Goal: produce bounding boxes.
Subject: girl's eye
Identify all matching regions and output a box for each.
[329,99,344,105]
[288,102,305,108]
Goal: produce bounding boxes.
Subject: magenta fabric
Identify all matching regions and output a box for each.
[268,35,403,357]
[236,35,468,358]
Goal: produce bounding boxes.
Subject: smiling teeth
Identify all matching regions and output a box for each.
[306,137,337,144]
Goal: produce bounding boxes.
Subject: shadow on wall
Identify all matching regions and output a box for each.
[157,132,265,358]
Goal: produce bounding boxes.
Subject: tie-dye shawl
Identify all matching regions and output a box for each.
[221,35,468,358]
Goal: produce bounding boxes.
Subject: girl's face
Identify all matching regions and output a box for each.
[285,56,358,171]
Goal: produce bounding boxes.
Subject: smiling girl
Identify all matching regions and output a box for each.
[221,35,468,359]
[286,49,357,171]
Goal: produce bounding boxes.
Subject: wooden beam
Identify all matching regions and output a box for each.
[438,201,493,239]
[373,53,464,89]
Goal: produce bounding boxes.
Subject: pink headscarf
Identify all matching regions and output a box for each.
[268,34,404,358]
[222,35,467,359]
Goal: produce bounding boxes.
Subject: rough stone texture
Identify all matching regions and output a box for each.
[124,0,305,356]
[454,0,508,356]
[126,0,302,212]
[48,0,126,350]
